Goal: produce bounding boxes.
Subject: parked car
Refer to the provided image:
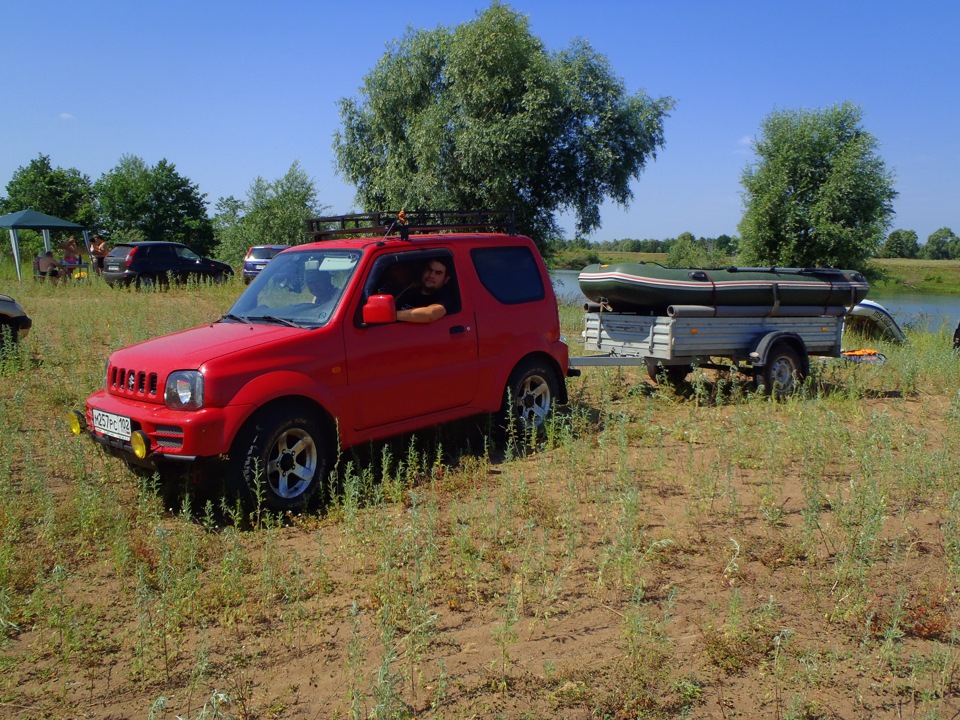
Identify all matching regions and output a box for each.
[102,241,233,288]
[0,294,32,348]
[74,211,571,512]
[243,245,289,284]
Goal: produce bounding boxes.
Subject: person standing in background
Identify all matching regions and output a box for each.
[91,234,109,274]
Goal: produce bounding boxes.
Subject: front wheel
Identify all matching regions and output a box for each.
[232,407,328,512]
[760,345,803,397]
[500,359,561,436]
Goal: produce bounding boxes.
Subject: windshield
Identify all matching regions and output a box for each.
[225,248,361,327]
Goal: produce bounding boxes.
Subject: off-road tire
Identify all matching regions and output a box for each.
[499,358,561,436]
[231,406,328,512]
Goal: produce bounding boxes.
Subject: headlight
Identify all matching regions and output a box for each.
[165,371,204,409]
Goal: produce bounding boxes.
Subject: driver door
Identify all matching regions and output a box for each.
[342,251,479,431]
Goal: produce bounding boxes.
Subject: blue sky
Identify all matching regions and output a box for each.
[2,1,957,243]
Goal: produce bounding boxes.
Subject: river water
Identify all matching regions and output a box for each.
[550,269,960,333]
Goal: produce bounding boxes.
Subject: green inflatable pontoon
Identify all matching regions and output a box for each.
[578,262,870,315]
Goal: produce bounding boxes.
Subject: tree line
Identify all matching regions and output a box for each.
[1,5,950,274]
[0,154,324,267]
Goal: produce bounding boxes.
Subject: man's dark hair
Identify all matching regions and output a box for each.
[425,257,451,275]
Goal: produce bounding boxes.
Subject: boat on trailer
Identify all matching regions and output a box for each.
[578,262,870,315]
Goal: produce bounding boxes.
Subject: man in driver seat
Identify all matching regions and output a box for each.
[396,258,454,323]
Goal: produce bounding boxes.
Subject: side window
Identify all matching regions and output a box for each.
[363,251,462,320]
[471,246,545,304]
[174,245,201,261]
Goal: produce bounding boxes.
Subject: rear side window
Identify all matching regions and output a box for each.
[471,246,545,305]
[173,245,201,261]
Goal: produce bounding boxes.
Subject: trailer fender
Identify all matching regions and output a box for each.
[748,332,810,376]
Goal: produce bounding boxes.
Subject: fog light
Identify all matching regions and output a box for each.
[131,431,150,460]
[68,410,85,436]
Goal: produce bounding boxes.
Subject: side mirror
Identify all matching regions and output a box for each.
[362,294,397,324]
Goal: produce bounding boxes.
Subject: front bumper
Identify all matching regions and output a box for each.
[80,390,248,466]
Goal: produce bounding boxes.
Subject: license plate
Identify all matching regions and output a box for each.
[92,409,132,440]
[106,262,120,271]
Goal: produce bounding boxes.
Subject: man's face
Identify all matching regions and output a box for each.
[421,261,448,293]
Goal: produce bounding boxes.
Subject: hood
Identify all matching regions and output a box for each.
[110,321,304,371]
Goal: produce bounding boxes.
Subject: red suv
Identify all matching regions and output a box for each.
[73,212,570,511]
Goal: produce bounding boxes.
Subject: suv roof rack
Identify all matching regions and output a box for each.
[307,210,515,241]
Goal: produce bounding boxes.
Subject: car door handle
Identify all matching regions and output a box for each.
[450,325,467,335]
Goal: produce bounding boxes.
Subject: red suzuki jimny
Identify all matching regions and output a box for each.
[73,211,571,511]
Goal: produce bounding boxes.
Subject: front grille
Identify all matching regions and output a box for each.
[109,365,160,398]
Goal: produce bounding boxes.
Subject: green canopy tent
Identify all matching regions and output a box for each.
[0,209,89,281]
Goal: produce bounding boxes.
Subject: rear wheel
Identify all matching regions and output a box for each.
[761,344,803,397]
[500,359,561,435]
[232,407,329,512]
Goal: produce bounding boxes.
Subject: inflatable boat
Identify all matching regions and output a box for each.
[844,299,906,343]
[578,262,870,315]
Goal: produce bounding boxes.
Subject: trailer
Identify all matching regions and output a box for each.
[568,304,848,392]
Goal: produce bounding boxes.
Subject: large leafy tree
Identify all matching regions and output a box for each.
[214,162,326,266]
[334,3,673,249]
[0,154,96,227]
[95,155,215,255]
[879,229,919,259]
[738,102,896,272]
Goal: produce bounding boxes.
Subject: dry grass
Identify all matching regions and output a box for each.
[1,274,959,719]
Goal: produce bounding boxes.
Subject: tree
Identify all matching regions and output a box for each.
[334,3,673,250]
[0,154,96,260]
[666,232,729,267]
[920,227,959,260]
[95,155,215,255]
[0,154,96,226]
[738,102,896,272]
[214,162,326,266]
[715,234,738,255]
[880,229,919,259]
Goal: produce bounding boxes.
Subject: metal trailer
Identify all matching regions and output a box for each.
[568,306,847,391]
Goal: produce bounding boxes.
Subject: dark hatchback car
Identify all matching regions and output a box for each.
[242,244,289,283]
[0,294,32,349]
[103,241,234,288]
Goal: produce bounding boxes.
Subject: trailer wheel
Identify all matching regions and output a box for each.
[761,344,802,396]
[646,359,691,386]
